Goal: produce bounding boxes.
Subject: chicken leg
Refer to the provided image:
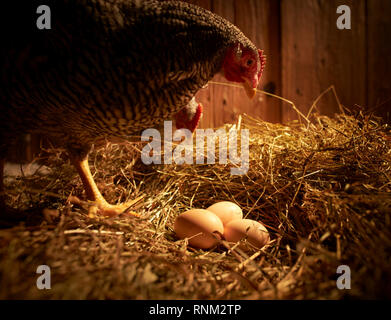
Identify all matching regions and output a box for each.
[70,155,141,217]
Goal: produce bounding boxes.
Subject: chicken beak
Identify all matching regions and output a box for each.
[242,78,257,99]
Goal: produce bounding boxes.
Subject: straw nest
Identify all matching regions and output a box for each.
[1,105,391,299]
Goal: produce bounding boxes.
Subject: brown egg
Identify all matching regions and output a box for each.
[174,209,224,249]
[206,201,243,226]
[224,219,269,250]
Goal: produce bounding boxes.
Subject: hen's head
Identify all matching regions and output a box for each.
[222,43,266,98]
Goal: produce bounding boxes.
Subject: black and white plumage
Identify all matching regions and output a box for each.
[0,0,265,215]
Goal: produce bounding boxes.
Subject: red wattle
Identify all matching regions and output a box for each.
[175,103,203,133]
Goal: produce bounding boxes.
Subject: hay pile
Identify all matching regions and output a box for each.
[1,108,391,299]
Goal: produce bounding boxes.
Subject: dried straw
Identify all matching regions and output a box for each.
[1,85,390,299]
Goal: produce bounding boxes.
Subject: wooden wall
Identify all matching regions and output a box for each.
[368,0,391,122]
[185,0,391,127]
[281,0,367,122]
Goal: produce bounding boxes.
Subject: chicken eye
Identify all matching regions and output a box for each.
[246,59,253,66]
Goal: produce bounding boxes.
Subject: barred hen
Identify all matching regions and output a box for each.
[0,0,266,216]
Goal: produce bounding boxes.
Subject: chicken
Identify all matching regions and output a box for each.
[0,0,266,216]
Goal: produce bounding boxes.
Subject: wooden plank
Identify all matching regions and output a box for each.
[281,0,366,123]
[368,0,391,123]
[234,0,282,124]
